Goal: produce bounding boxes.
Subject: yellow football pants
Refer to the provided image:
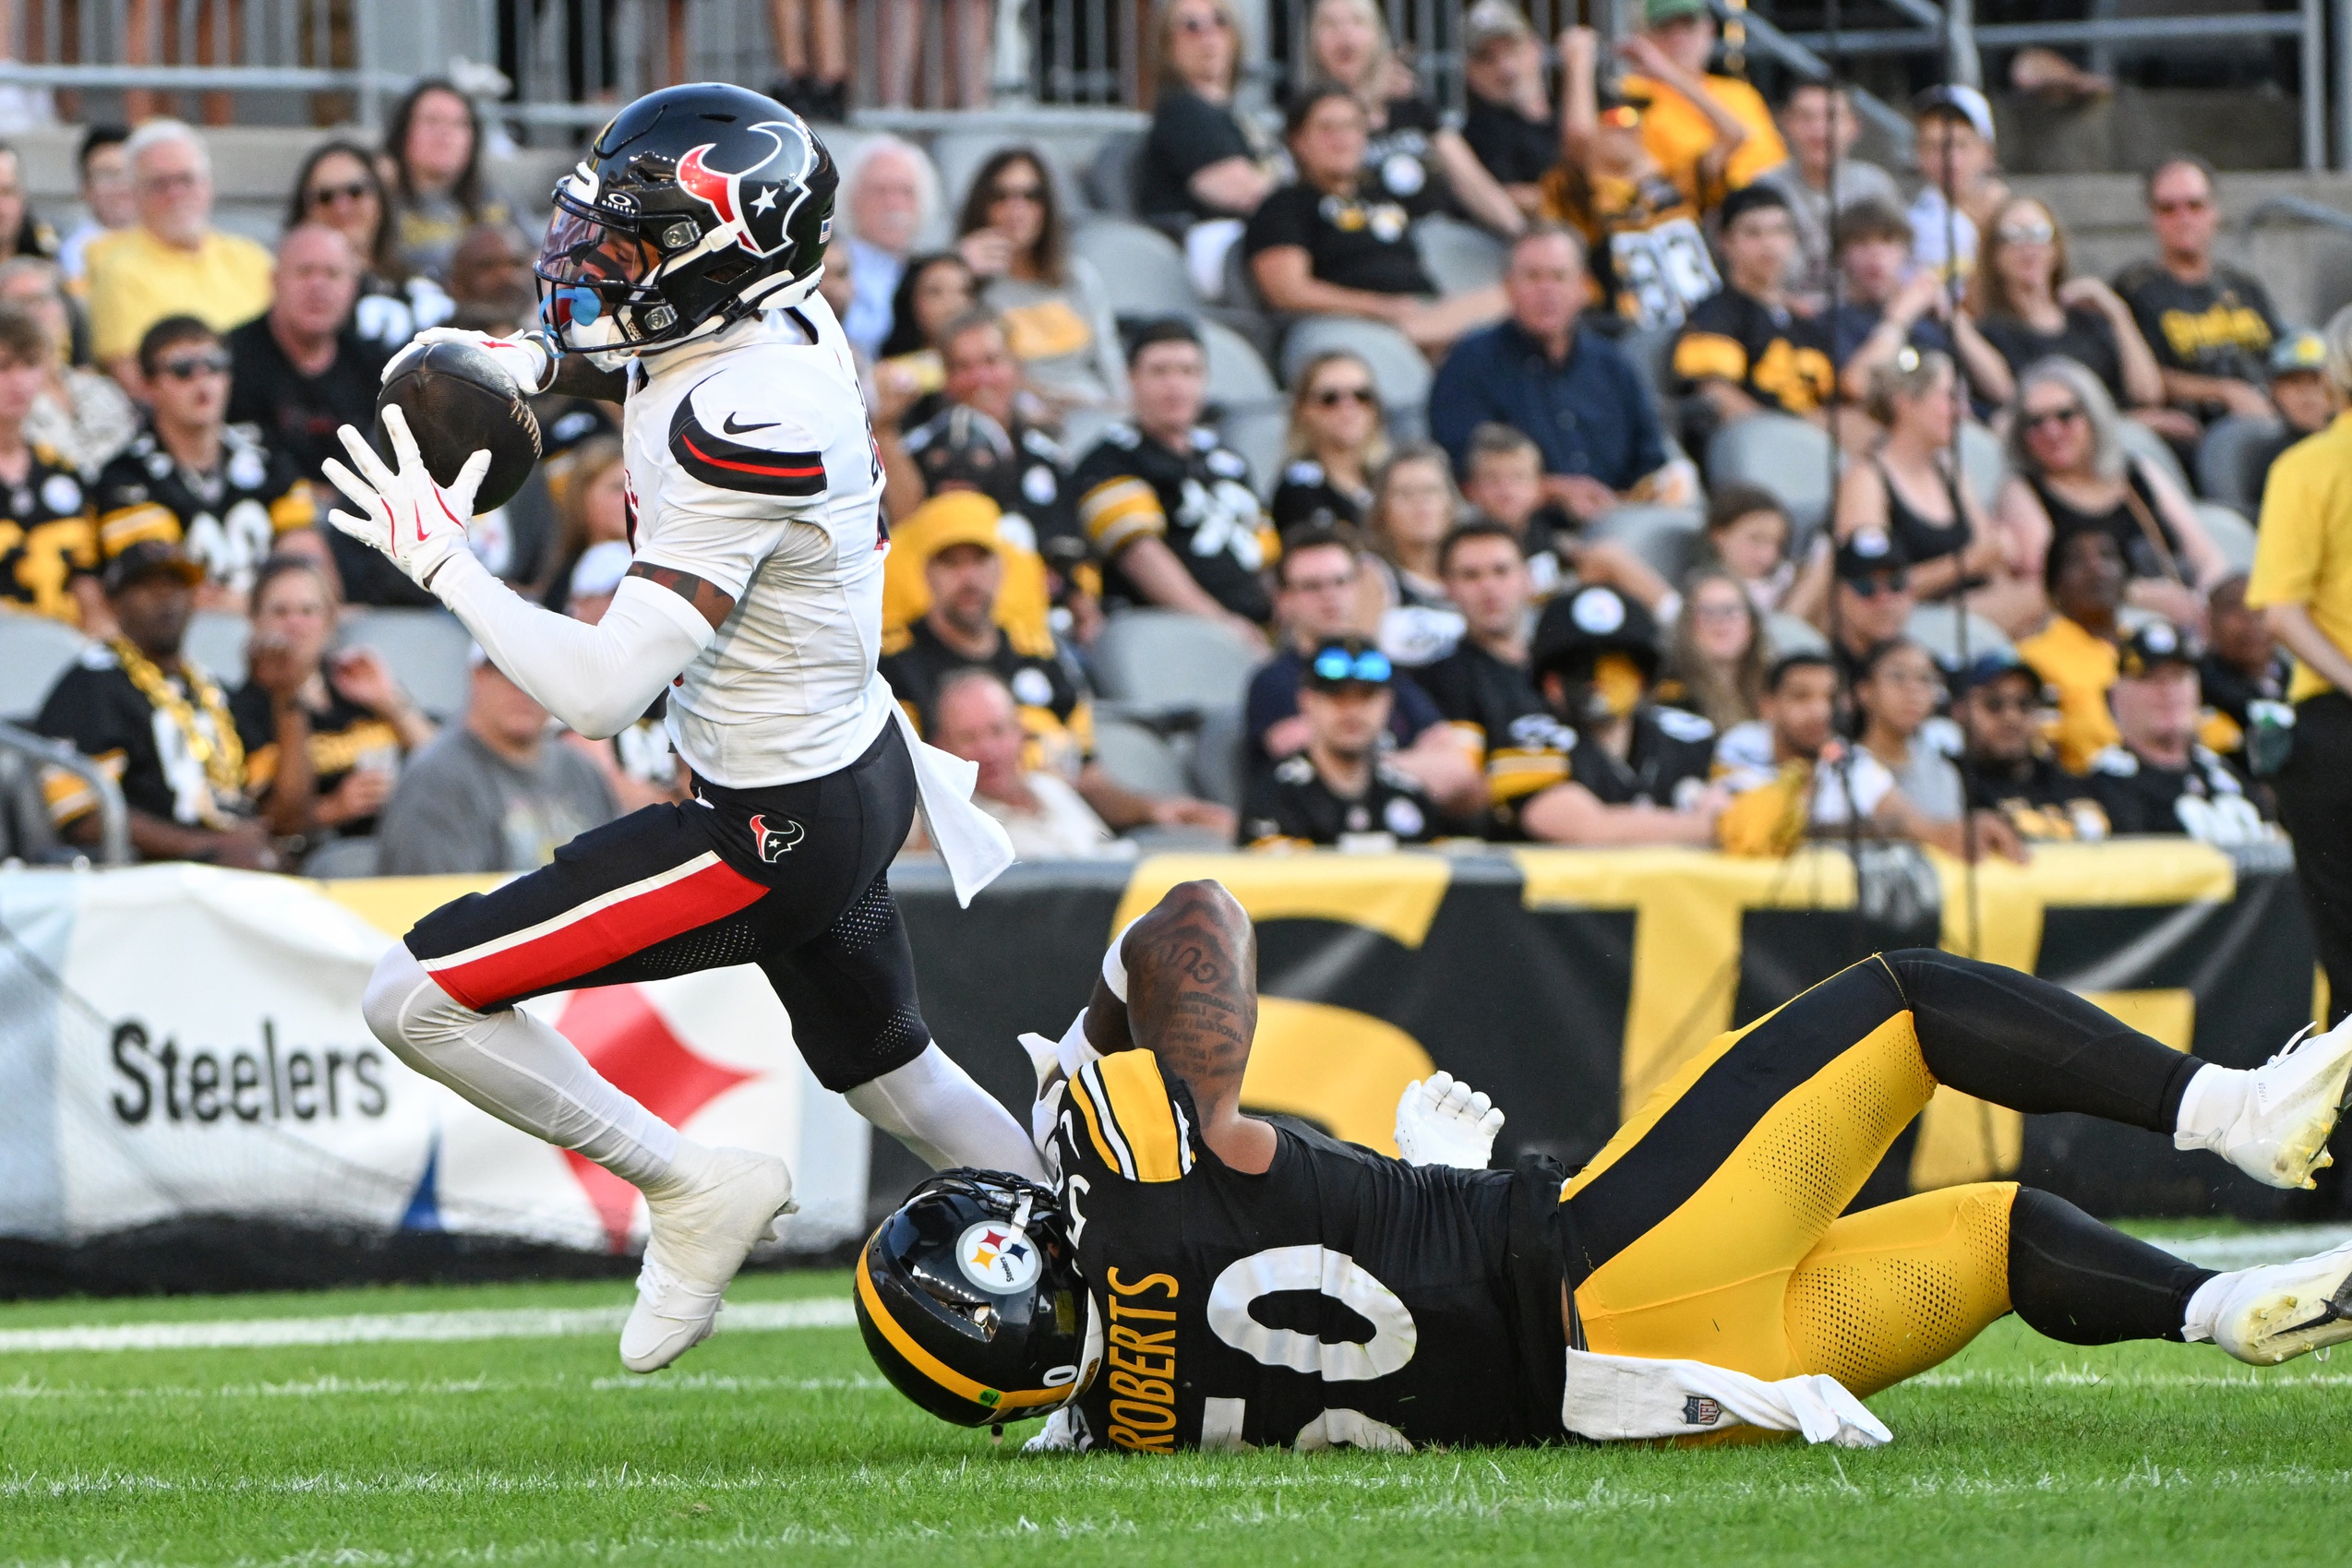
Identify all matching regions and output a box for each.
[1563,955,2016,1396]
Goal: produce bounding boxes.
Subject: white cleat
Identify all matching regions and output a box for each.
[2204,1240,2352,1367]
[619,1143,797,1374]
[2187,1021,2352,1190]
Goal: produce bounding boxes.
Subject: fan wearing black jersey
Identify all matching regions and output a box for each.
[858,880,2352,1452]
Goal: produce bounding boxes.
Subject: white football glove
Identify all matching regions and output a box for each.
[381,326,556,396]
[322,404,490,592]
[1394,1071,1505,1169]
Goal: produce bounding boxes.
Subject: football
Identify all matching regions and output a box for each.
[376,341,543,511]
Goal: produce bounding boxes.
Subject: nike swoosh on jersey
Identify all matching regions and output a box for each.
[723,413,783,434]
[669,400,828,497]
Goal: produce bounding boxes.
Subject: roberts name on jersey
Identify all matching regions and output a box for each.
[624,302,894,787]
[1043,1050,1570,1453]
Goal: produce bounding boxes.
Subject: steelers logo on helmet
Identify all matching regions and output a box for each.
[1571,585,1627,636]
[956,1218,1043,1293]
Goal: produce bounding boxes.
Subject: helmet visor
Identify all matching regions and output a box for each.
[535,196,670,353]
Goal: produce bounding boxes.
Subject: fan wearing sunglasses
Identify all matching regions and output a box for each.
[1955,649,2109,842]
[1271,351,1386,532]
[954,149,1128,418]
[1241,637,1442,852]
[2112,157,2281,428]
[94,316,324,609]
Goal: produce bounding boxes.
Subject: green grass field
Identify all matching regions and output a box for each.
[2,1231,2346,1567]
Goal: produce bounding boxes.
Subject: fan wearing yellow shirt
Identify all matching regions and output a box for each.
[84,121,272,383]
[1621,0,1789,209]
[2016,529,2127,774]
[2248,305,2352,1027]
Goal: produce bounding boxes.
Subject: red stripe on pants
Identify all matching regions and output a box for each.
[426,858,766,1010]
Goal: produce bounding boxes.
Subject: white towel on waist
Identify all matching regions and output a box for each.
[1562,1347,1892,1448]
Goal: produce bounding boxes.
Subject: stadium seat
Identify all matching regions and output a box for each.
[340,607,474,721]
[1706,414,1837,535]
[2196,414,2285,514]
[1764,611,1830,656]
[1589,504,1703,582]
[2117,415,2190,495]
[1204,317,1280,408]
[1412,215,1506,294]
[1190,703,1248,811]
[1218,402,1291,496]
[184,610,249,688]
[1084,132,1143,218]
[2195,501,2260,576]
[927,130,1022,218]
[1615,322,1679,415]
[1280,317,1430,413]
[1904,603,2013,667]
[1070,217,1201,318]
[303,836,381,879]
[1091,608,1264,716]
[1090,712,1194,797]
[0,611,86,721]
[1957,420,2007,506]
[1062,405,1123,464]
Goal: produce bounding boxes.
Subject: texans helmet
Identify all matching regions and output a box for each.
[536,82,836,363]
[855,1169,1101,1428]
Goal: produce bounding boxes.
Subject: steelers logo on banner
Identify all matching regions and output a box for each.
[956,1219,1042,1293]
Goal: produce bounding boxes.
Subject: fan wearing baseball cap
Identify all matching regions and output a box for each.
[1619,0,1788,208]
[1953,648,2109,842]
[1240,638,1440,851]
[2084,621,2274,844]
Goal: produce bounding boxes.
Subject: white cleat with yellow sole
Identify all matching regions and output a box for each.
[2178,1020,2352,1190]
[2198,1239,2352,1367]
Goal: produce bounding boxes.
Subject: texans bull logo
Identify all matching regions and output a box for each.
[748,812,805,862]
[676,121,817,259]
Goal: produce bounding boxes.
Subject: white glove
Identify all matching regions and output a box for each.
[322,404,490,592]
[381,326,556,396]
[1393,1071,1505,1169]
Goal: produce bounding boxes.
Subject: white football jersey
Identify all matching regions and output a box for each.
[620,298,894,788]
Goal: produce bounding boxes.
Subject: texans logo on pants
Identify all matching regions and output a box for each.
[748,812,804,863]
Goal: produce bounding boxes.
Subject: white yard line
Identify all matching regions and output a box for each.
[2160,1223,2352,1268]
[0,1298,853,1355]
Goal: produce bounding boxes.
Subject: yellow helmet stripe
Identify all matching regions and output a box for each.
[855,1252,1068,1412]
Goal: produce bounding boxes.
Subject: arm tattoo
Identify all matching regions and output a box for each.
[628,561,738,630]
[1122,887,1257,1111]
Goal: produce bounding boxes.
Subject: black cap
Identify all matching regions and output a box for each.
[1952,647,2042,697]
[1834,526,1912,585]
[911,405,1017,495]
[1530,584,1663,683]
[2117,619,2201,679]
[1302,637,1395,690]
[102,539,205,595]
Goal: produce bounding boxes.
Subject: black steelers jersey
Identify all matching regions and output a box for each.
[1268,460,1369,533]
[2085,743,2272,844]
[1072,425,1277,625]
[94,425,315,593]
[1414,638,1557,830]
[0,444,97,623]
[1241,753,1437,850]
[881,619,1096,780]
[1574,706,1717,809]
[1045,1049,1569,1453]
[1966,752,2113,842]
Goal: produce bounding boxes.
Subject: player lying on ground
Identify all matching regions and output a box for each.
[324,85,1042,1377]
[857,880,2352,1452]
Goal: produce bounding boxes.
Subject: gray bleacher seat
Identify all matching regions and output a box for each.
[0,612,87,721]
[1191,704,1247,811]
[927,130,1014,218]
[1091,609,1264,716]
[1090,713,1193,797]
[1904,603,2012,668]
[2196,414,2285,514]
[1412,215,1506,294]
[1204,318,1280,408]
[1616,323,1678,414]
[1218,402,1291,497]
[1281,317,1430,413]
[1706,414,1837,536]
[1764,611,1830,656]
[184,610,249,688]
[1589,504,1704,583]
[2194,501,2260,576]
[1062,406,1123,464]
[2117,415,2190,495]
[303,836,382,879]
[339,607,475,722]
[1957,420,2007,507]
[1070,217,1201,318]
[1085,132,1144,218]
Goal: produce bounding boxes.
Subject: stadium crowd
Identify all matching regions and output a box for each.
[0,0,2336,901]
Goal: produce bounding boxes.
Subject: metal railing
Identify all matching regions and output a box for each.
[0,721,128,868]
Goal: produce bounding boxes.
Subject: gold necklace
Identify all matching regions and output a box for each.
[109,637,246,822]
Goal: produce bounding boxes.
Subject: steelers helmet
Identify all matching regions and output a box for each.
[854,1169,1101,1427]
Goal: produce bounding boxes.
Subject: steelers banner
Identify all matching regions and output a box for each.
[887,841,2330,1226]
[0,865,871,1287]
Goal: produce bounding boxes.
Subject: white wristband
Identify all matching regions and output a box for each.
[1100,916,1143,1003]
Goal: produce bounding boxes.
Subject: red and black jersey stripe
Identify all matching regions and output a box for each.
[668,395,829,497]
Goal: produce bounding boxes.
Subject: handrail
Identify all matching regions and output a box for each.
[1711,5,1916,155]
[2244,195,2352,239]
[0,721,128,868]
